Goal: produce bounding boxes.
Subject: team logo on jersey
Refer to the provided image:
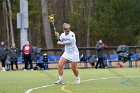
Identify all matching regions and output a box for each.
[62,38,70,41]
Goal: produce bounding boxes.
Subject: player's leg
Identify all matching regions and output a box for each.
[11,61,13,70]
[71,62,80,84]
[55,57,68,84]
[71,62,78,76]
[95,58,100,69]
[101,57,105,68]
[1,60,6,71]
[15,61,18,70]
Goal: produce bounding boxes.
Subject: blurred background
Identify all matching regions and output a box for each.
[0,0,140,49]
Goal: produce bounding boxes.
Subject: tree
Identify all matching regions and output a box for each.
[92,0,140,46]
[0,0,140,48]
[41,0,54,49]
[3,0,10,47]
[7,0,15,45]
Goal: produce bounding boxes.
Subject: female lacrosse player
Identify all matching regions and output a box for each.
[55,23,80,84]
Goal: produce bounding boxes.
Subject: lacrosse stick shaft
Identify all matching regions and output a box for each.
[52,22,56,32]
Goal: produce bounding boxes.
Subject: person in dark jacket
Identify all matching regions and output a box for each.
[95,40,107,69]
[9,44,18,70]
[22,41,34,71]
[0,41,9,71]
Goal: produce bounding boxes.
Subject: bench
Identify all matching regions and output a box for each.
[107,54,138,67]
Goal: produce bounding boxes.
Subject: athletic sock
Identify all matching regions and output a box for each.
[59,76,63,80]
[76,76,80,80]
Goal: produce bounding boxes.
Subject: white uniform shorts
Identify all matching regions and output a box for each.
[62,52,80,62]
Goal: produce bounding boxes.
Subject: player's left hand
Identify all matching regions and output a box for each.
[57,41,63,45]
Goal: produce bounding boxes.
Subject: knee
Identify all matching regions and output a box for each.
[58,64,63,69]
[71,66,77,70]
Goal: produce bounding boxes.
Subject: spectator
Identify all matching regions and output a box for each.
[9,44,18,70]
[32,47,42,62]
[0,41,9,71]
[22,41,34,71]
[95,40,107,69]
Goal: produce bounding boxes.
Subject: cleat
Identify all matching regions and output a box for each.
[23,69,27,71]
[31,69,34,71]
[55,79,64,84]
[75,78,80,84]
[1,67,6,71]
[1,69,6,71]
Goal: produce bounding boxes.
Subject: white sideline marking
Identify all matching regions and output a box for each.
[24,76,138,93]
[25,84,55,93]
[81,77,119,82]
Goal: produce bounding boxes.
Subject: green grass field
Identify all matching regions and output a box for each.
[0,68,140,93]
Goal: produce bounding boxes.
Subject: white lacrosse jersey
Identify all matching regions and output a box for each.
[60,31,80,62]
